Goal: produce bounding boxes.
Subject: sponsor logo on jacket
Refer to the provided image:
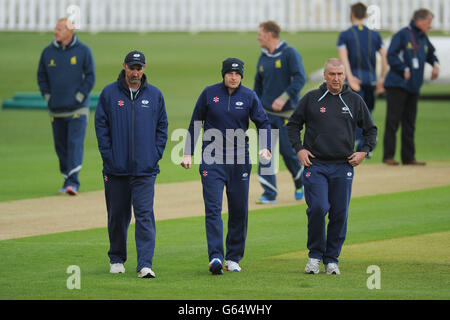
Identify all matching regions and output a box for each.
[235,101,244,110]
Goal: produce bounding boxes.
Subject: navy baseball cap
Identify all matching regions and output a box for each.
[221,57,244,78]
[124,50,146,66]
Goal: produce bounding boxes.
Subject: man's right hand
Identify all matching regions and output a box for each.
[181,155,192,169]
[297,149,315,167]
[376,77,385,94]
[431,65,439,80]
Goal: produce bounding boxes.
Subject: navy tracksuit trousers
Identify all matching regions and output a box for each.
[51,114,88,189]
[200,163,252,263]
[258,113,303,200]
[355,85,375,152]
[104,174,156,272]
[302,162,353,264]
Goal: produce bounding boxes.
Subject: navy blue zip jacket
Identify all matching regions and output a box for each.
[95,70,168,176]
[37,35,95,112]
[287,83,377,163]
[254,41,306,112]
[185,82,271,164]
[384,20,439,94]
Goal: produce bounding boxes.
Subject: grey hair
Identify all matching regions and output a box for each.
[324,58,345,72]
[413,8,434,21]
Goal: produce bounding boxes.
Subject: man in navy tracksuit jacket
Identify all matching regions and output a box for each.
[37,18,95,195]
[254,21,306,204]
[382,9,439,166]
[287,59,377,275]
[95,51,168,278]
[181,58,271,274]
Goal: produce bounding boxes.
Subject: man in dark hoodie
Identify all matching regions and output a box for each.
[95,51,168,279]
[37,18,95,195]
[287,59,377,275]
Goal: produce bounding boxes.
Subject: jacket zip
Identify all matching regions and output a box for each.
[227,94,231,112]
[130,89,135,175]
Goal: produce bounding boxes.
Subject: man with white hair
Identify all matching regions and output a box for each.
[287,58,377,275]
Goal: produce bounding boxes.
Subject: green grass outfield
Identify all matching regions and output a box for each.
[0,31,355,200]
[0,32,449,302]
[0,185,449,300]
[1,99,450,201]
[1,31,450,201]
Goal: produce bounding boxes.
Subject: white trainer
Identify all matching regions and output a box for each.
[324,263,341,275]
[138,267,156,278]
[305,258,321,274]
[110,263,125,274]
[225,260,241,272]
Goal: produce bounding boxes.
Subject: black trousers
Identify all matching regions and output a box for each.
[383,87,419,163]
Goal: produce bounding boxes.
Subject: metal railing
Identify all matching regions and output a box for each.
[0,0,449,32]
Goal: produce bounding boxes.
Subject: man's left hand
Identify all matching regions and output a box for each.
[347,152,366,167]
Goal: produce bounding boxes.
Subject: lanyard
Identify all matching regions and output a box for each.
[407,26,421,53]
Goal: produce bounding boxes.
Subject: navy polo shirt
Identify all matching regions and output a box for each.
[337,24,384,86]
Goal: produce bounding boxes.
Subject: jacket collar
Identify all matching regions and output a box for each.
[221,81,242,95]
[317,82,352,101]
[409,20,424,37]
[261,40,287,58]
[52,34,78,50]
[117,69,148,99]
